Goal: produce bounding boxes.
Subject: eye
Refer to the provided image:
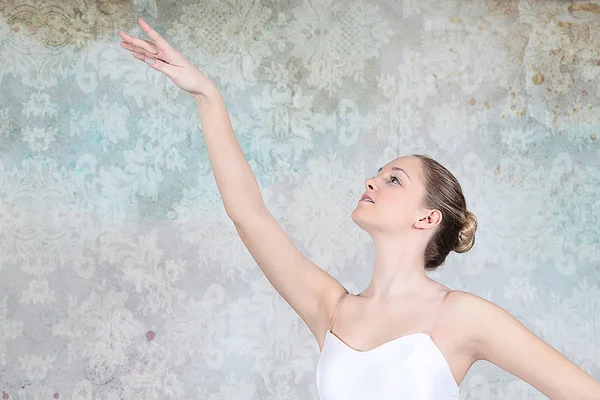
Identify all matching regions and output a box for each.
[368,174,401,185]
[388,175,401,185]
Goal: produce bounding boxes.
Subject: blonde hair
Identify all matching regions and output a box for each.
[411,154,478,271]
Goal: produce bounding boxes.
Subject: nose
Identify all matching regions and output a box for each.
[365,176,376,190]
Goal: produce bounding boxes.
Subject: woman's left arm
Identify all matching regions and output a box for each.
[464,294,600,399]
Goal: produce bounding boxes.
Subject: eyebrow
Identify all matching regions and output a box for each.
[377,166,412,182]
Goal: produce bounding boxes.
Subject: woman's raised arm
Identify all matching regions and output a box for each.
[119,17,348,343]
[119,17,266,221]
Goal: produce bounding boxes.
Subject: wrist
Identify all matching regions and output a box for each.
[189,85,219,103]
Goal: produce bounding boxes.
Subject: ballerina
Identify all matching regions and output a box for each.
[119,16,600,400]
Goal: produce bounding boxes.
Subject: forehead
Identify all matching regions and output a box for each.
[381,156,421,180]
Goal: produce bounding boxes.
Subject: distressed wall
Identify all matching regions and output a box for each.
[0,0,599,399]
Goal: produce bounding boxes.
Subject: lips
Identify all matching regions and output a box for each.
[360,194,374,203]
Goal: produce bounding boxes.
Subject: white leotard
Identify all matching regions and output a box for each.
[316,291,459,399]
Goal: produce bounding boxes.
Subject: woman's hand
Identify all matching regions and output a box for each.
[119,17,216,99]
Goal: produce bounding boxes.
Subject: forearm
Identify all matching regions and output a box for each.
[193,89,266,222]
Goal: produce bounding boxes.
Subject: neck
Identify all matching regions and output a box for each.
[359,237,434,301]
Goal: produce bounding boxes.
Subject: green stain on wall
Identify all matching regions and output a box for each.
[92,128,104,143]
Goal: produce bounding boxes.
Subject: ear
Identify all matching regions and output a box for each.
[414,209,442,230]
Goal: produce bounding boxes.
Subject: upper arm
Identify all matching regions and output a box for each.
[233,211,347,338]
[465,295,600,399]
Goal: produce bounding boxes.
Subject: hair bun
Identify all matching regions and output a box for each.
[454,210,477,253]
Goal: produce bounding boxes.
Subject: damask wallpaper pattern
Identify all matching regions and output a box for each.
[0,0,599,399]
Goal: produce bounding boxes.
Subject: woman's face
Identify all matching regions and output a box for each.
[352,156,426,234]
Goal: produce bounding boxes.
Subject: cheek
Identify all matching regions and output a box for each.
[380,199,413,220]
[388,193,416,210]
[391,197,420,221]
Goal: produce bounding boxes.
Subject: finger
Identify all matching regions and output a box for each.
[120,41,153,57]
[130,51,168,66]
[119,30,159,55]
[132,52,179,77]
[137,17,171,51]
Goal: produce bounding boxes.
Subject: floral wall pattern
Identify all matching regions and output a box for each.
[0,0,599,399]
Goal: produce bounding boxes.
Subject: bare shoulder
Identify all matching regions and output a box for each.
[445,288,496,313]
[446,289,600,397]
[442,289,509,357]
[446,288,483,305]
[444,289,497,325]
[440,290,500,354]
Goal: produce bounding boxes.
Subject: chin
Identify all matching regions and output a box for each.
[351,209,370,231]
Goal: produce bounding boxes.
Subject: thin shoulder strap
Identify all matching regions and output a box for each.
[422,290,452,336]
[329,292,348,331]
